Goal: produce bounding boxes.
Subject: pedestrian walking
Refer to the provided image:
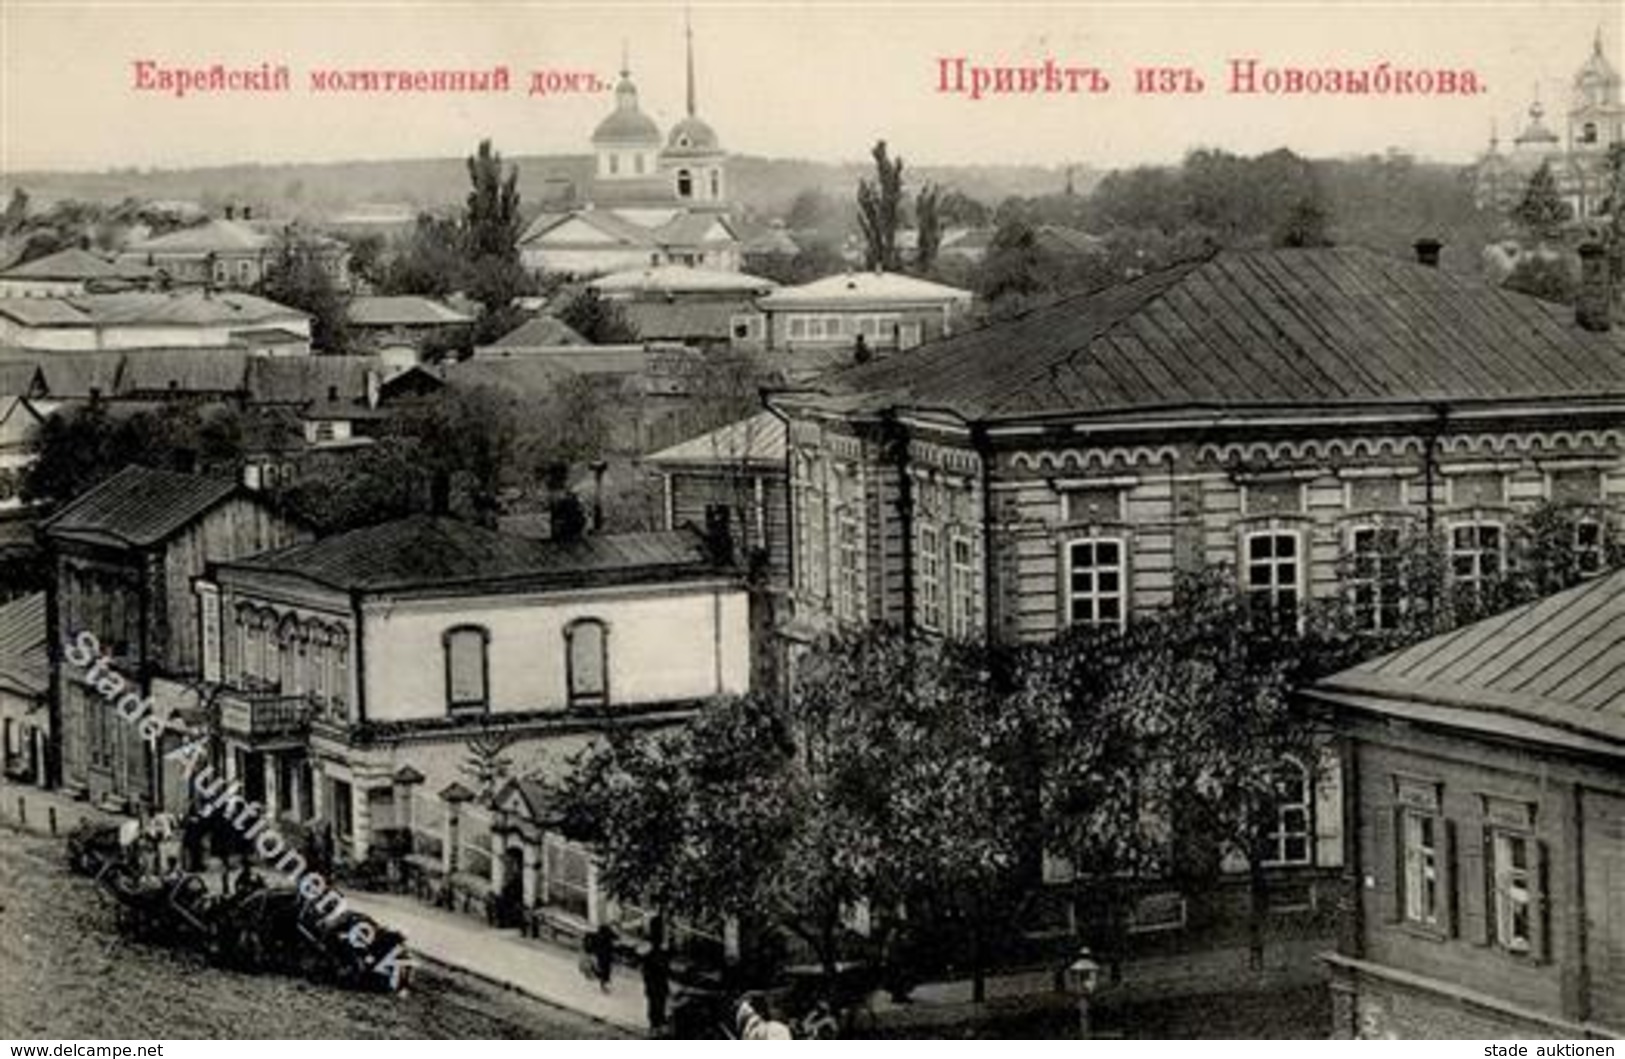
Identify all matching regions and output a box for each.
[585,922,616,992]
[641,922,671,1034]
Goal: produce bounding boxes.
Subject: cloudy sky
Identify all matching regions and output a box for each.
[1,0,1620,173]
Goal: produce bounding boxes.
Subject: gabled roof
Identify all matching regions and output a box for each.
[0,247,126,281]
[785,247,1625,424]
[1311,568,1625,755]
[758,270,972,310]
[347,296,473,328]
[42,465,244,548]
[220,515,719,594]
[645,411,787,469]
[5,352,126,399]
[0,360,45,399]
[486,314,588,348]
[0,591,47,698]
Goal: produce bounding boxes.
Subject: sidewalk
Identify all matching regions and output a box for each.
[346,892,648,1036]
[0,778,115,837]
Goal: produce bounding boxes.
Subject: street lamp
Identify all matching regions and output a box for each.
[1066,948,1102,1038]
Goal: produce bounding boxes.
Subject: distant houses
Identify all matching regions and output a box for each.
[0,247,156,299]
[0,289,312,355]
[117,214,350,292]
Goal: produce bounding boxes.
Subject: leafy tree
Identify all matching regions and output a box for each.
[383,214,467,298]
[22,400,245,504]
[557,288,639,344]
[974,219,1060,312]
[1503,252,1578,304]
[1,188,28,236]
[1512,161,1573,243]
[271,440,430,533]
[914,182,943,273]
[463,139,530,318]
[346,232,387,290]
[259,231,351,352]
[785,188,841,232]
[857,140,905,272]
[937,188,990,228]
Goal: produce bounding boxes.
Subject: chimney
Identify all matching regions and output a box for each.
[1577,242,1612,332]
[1413,238,1442,268]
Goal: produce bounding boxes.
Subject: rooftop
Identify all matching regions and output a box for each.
[758,270,973,310]
[0,247,141,282]
[1311,568,1625,756]
[348,295,473,328]
[781,246,1625,424]
[0,591,47,698]
[42,465,244,549]
[645,410,787,469]
[0,290,308,329]
[588,264,775,296]
[486,314,588,348]
[221,515,722,594]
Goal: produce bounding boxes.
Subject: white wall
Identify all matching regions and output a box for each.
[360,581,750,722]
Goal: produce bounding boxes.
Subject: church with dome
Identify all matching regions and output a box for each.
[519,22,741,277]
[1474,30,1623,222]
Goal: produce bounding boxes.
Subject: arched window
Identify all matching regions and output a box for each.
[444,625,490,713]
[565,619,609,706]
[1265,756,1313,866]
[676,169,693,198]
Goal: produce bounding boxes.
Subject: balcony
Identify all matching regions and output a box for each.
[218,685,312,744]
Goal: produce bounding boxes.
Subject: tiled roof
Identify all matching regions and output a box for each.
[223,516,717,593]
[758,270,972,310]
[43,465,242,548]
[0,591,47,697]
[1313,569,1625,752]
[486,314,588,348]
[646,411,787,469]
[790,246,1625,423]
[348,296,473,328]
[0,247,126,281]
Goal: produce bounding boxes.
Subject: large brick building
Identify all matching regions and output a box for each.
[1306,569,1625,1039]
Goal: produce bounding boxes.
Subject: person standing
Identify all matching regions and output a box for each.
[642,918,671,1035]
[586,922,616,992]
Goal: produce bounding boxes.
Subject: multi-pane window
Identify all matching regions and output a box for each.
[1491,831,1534,954]
[835,508,862,623]
[1349,525,1403,632]
[949,533,977,638]
[917,524,942,632]
[1402,810,1442,927]
[444,625,489,713]
[1245,531,1301,628]
[1065,538,1126,629]
[566,619,608,706]
[1575,518,1605,577]
[1265,758,1312,866]
[1450,522,1504,604]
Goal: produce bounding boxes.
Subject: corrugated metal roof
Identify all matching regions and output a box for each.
[794,247,1625,423]
[223,515,716,593]
[646,411,787,468]
[0,591,47,697]
[43,465,242,548]
[1316,568,1625,746]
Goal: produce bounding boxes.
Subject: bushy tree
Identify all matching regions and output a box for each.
[557,288,639,344]
[1513,161,1573,243]
[857,140,905,272]
[259,231,351,352]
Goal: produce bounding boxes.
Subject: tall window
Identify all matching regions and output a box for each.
[1575,517,1605,577]
[565,619,609,707]
[444,625,490,714]
[1064,538,1126,629]
[1402,810,1442,928]
[1265,758,1313,866]
[1490,830,1535,954]
[1348,525,1403,633]
[949,532,977,638]
[677,169,693,197]
[1245,530,1301,628]
[836,508,862,622]
[1450,522,1503,606]
[917,523,942,632]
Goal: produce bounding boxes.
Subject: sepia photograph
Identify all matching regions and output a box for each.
[0,0,1622,1044]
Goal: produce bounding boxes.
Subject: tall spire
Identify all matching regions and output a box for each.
[620,38,630,78]
[684,8,697,118]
